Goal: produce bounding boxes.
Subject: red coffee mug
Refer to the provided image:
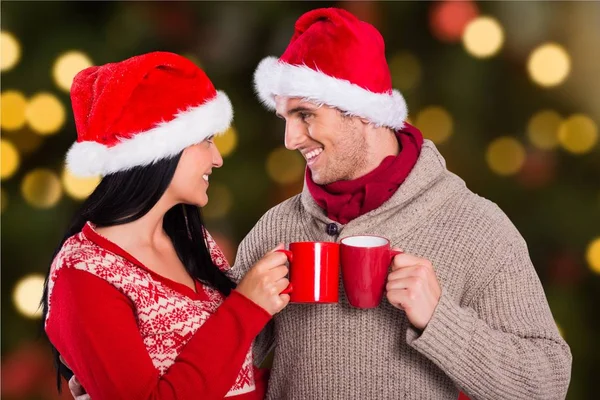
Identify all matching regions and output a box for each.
[340,235,402,308]
[277,242,339,303]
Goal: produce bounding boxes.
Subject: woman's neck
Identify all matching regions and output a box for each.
[95,197,174,249]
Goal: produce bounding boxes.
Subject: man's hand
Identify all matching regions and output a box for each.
[386,251,442,330]
[59,355,90,400]
[69,375,90,400]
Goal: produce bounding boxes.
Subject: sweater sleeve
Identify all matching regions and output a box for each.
[45,267,271,400]
[406,239,572,400]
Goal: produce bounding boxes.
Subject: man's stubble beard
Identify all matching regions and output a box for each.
[312,122,367,185]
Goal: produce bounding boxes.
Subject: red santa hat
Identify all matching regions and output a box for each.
[66,51,232,177]
[254,8,407,129]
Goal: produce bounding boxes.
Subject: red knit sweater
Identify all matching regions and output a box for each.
[45,222,271,400]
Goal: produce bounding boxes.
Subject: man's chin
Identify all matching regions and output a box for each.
[310,164,340,185]
[311,172,334,186]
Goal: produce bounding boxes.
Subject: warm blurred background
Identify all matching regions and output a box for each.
[1,1,598,399]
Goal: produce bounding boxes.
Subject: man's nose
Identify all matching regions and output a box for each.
[284,123,306,150]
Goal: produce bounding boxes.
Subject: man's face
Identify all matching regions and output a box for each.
[275,96,368,185]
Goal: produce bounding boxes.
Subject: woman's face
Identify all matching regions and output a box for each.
[168,137,223,207]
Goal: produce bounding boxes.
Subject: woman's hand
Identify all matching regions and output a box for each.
[236,244,291,315]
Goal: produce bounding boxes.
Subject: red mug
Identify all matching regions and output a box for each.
[277,242,339,303]
[340,235,402,309]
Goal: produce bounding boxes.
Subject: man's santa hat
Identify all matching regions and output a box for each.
[254,8,407,129]
[66,51,232,177]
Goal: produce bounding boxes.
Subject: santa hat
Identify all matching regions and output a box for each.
[66,51,232,177]
[254,8,407,129]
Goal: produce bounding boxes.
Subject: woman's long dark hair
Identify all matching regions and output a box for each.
[41,152,236,391]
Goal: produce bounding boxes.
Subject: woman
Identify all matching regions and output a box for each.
[42,52,290,399]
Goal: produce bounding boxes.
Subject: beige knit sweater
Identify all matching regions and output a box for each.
[229,140,572,400]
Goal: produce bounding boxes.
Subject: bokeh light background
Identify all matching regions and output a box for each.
[1,2,599,399]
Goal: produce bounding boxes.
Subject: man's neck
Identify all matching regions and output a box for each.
[349,127,399,180]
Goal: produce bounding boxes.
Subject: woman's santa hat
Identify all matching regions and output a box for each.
[254,8,407,129]
[67,51,232,177]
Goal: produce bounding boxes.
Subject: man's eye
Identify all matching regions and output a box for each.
[300,112,311,121]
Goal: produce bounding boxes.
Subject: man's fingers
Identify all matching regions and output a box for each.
[387,288,414,305]
[69,376,87,396]
[391,254,433,271]
[59,355,70,369]
[387,265,425,281]
[386,276,421,291]
[61,355,90,400]
[386,289,409,309]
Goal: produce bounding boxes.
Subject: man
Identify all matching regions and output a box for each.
[69,7,571,400]
[235,7,571,400]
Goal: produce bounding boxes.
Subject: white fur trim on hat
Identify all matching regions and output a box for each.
[254,57,407,129]
[66,91,232,177]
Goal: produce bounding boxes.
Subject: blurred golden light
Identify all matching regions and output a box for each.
[21,169,63,208]
[558,114,598,154]
[203,183,233,219]
[486,137,526,176]
[1,187,7,213]
[462,17,504,58]
[13,274,46,319]
[25,92,66,135]
[429,0,479,43]
[527,110,562,150]
[389,52,422,91]
[586,237,600,275]
[214,126,238,157]
[415,106,453,144]
[1,139,20,180]
[62,167,100,200]
[527,43,571,87]
[53,51,93,92]
[1,31,21,72]
[1,90,27,130]
[266,147,305,185]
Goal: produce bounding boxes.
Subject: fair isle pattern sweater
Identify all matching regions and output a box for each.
[46,223,270,399]
[231,140,572,400]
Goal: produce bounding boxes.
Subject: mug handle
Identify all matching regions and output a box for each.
[389,249,403,263]
[275,249,294,294]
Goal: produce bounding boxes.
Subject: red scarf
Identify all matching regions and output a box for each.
[306,123,424,224]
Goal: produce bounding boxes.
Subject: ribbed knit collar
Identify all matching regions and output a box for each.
[300,140,464,234]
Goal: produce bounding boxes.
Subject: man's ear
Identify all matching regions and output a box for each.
[359,117,371,126]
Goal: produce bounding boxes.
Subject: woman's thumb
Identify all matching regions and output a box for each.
[271,243,285,252]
